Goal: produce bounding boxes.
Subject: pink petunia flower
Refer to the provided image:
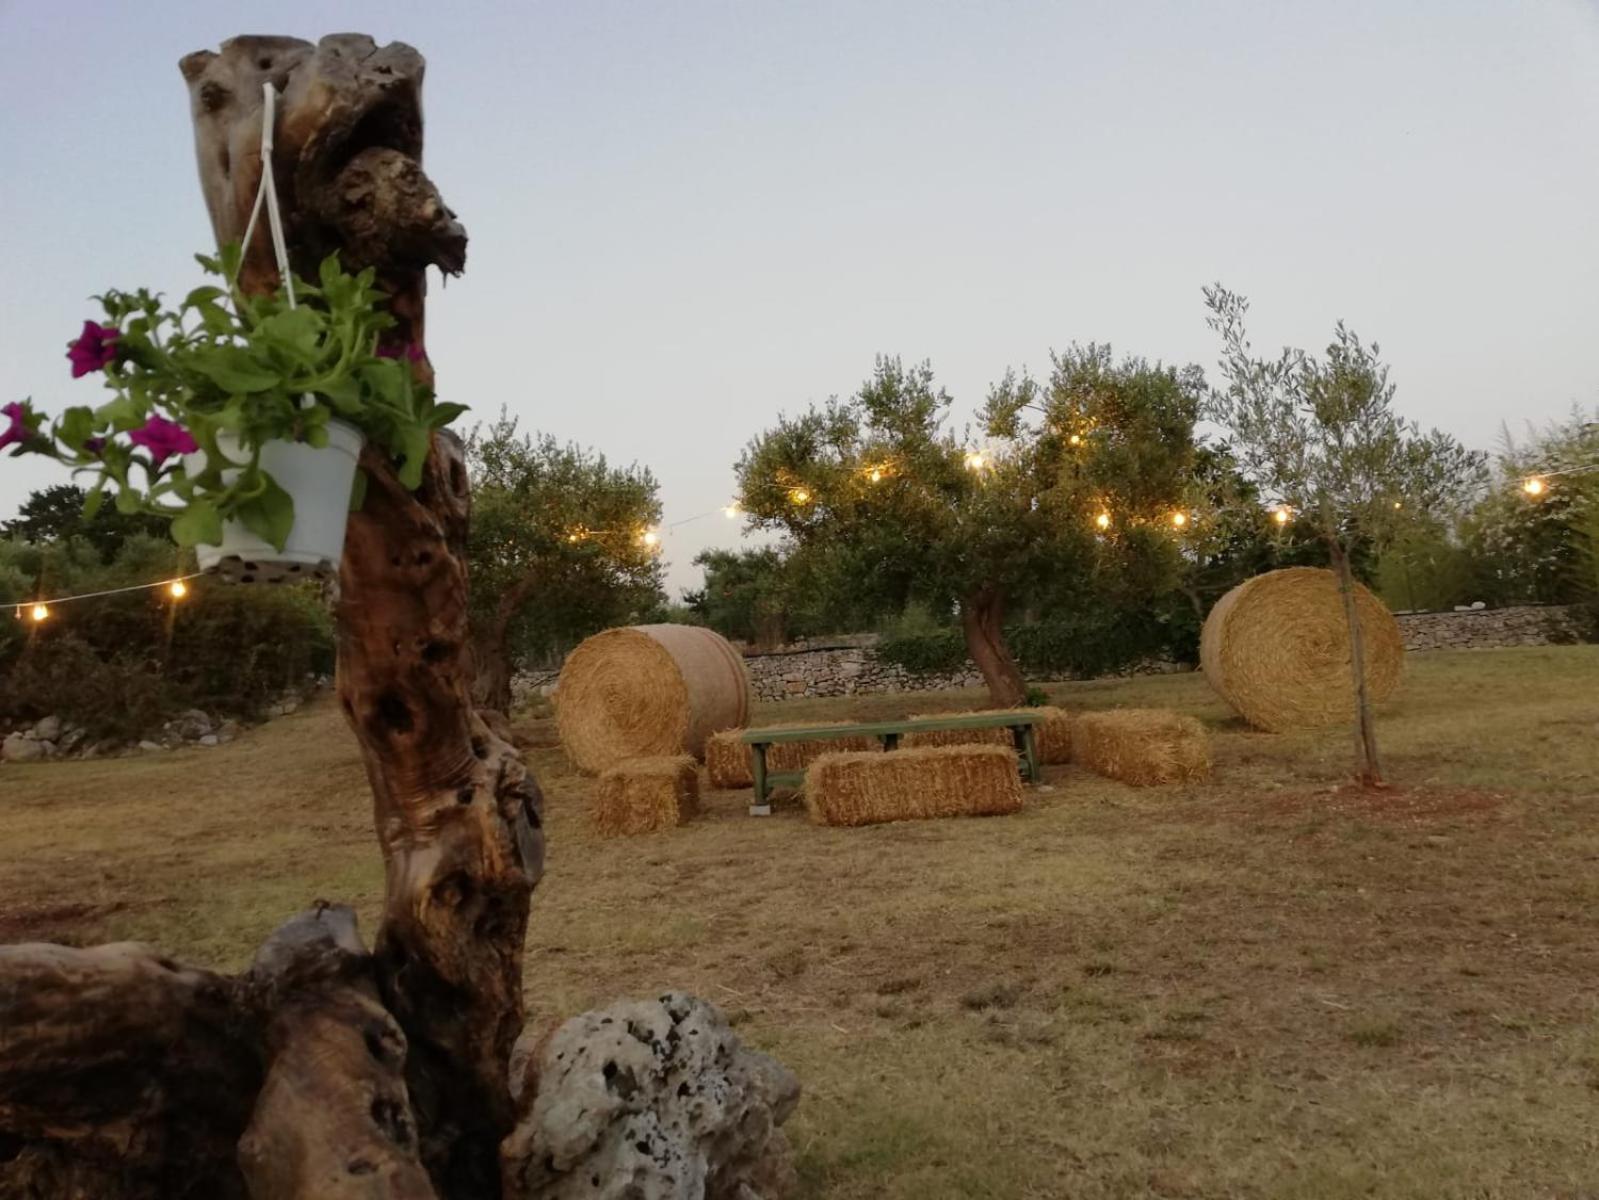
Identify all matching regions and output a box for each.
[67,321,120,378]
[0,402,31,452]
[127,415,198,466]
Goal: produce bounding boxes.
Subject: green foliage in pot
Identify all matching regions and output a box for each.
[2,244,464,552]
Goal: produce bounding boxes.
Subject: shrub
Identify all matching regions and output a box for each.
[876,603,1195,681]
[167,585,334,717]
[1,530,334,740]
[1,635,171,742]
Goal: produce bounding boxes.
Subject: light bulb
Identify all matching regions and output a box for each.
[1095,511,1111,531]
[168,580,188,599]
[1170,511,1188,529]
[1272,507,1291,526]
[29,604,49,622]
[789,487,811,505]
[723,503,741,519]
[868,467,883,483]
[1068,434,1082,447]
[640,529,660,547]
[964,452,986,471]
[1522,477,1547,497]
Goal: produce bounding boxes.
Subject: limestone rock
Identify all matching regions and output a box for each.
[502,992,800,1200]
[2,734,43,763]
[137,740,165,753]
[32,715,62,741]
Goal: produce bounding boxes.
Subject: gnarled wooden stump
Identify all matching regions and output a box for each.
[180,33,544,1195]
[0,33,538,1200]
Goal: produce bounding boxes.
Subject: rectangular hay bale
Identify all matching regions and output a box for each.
[1073,709,1210,786]
[592,755,700,837]
[803,745,1024,827]
[704,725,876,790]
[902,706,1073,764]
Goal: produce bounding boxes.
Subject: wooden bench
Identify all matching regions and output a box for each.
[739,712,1043,816]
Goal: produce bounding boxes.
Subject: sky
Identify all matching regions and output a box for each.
[2,0,1596,594]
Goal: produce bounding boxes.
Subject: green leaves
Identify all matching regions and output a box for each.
[17,244,471,562]
[189,346,281,393]
[171,499,223,548]
[428,402,469,429]
[234,473,296,552]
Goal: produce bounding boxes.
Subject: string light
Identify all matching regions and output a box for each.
[723,503,741,519]
[13,573,202,619]
[639,529,661,548]
[964,451,987,472]
[1170,511,1188,529]
[788,487,812,506]
[1067,434,1083,447]
[1521,477,1547,497]
[867,466,884,484]
[1272,507,1292,526]
[1094,511,1112,531]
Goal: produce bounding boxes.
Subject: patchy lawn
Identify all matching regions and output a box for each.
[3,646,1598,1198]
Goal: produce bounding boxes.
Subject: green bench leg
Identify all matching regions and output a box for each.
[1013,724,1040,784]
[750,743,771,816]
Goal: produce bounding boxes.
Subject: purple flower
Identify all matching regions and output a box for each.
[0,402,31,452]
[127,415,198,466]
[67,321,120,378]
[376,342,427,363]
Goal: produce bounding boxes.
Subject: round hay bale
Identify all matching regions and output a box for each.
[1200,567,1403,732]
[556,625,750,774]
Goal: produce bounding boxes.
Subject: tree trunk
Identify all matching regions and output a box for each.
[471,573,542,713]
[960,587,1027,707]
[1329,538,1385,787]
[0,942,260,1199]
[182,33,542,1195]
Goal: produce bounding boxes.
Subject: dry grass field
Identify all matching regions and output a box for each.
[3,646,1598,1198]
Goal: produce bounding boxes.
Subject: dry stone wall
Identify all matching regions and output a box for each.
[739,605,1587,703]
[1393,604,1585,652]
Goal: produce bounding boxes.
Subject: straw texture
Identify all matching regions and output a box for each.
[1200,567,1404,732]
[591,755,700,837]
[903,707,1073,764]
[557,625,751,774]
[1073,709,1211,786]
[803,745,1024,827]
[704,724,877,790]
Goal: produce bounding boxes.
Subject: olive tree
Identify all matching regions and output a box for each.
[737,350,1205,706]
[1204,285,1487,785]
[467,410,664,710]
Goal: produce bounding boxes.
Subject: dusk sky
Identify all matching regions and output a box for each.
[2,1,1596,593]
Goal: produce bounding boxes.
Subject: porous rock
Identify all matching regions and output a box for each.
[2,734,43,763]
[502,992,799,1200]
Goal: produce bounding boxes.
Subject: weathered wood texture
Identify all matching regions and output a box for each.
[239,906,437,1199]
[181,33,544,1196]
[0,942,258,1200]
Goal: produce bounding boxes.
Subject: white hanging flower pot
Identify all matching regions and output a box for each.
[184,419,364,583]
